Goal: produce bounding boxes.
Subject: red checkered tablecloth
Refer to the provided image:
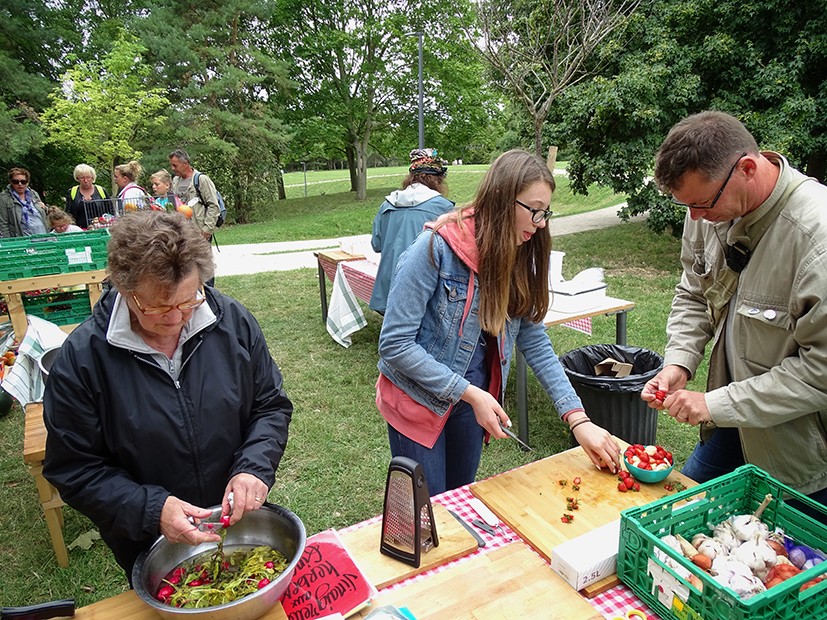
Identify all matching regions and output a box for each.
[340,484,658,618]
[340,259,377,305]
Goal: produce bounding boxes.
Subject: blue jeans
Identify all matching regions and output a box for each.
[681,426,745,484]
[683,427,827,525]
[387,400,485,496]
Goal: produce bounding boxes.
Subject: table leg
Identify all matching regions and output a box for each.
[516,350,529,446]
[615,311,627,345]
[28,462,69,567]
[318,260,329,324]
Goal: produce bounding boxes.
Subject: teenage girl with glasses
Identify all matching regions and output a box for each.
[376,149,621,495]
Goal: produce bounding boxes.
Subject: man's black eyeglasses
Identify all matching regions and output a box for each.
[516,199,553,223]
[671,152,747,210]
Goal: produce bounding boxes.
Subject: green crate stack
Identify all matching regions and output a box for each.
[22,289,92,327]
[0,230,110,281]
[618,465,827,620]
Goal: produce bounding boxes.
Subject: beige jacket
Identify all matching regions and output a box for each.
[665,153,827,494]
[172,171,220,234]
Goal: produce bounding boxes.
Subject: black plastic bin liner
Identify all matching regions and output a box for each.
[560,344,664,446]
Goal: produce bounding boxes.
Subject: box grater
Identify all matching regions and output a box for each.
[380,456,439,568]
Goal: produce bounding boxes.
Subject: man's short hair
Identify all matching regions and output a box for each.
[168,148,191,164]
[654,111,759,193]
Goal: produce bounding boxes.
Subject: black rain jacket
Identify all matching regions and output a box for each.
[43,284,293,573]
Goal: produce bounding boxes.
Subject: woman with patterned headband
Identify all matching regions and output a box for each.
[370,148,455,314]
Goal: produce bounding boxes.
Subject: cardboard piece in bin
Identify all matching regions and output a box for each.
[594,357,632,378]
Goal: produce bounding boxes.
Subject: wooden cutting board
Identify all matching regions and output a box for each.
[71,590,288,619]
[338,502,479,589]
[352,542,602,619]
[469,445,695,564]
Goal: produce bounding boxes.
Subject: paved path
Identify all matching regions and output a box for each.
[213,203,639,277]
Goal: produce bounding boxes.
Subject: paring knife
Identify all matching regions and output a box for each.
[500,422,533,452]
[448,509,486,548]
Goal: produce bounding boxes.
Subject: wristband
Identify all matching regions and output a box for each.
[569,417,591,432]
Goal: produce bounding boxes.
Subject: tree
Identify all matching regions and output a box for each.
[557,0,827,235]
[134,0,293,223]
[469,0,640,158]
[40,33,169,195]
[273,0,490,200]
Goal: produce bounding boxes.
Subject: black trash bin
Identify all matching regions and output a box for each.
[560,344,664,446]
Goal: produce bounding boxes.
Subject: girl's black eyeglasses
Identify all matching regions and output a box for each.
[516,199,553,223]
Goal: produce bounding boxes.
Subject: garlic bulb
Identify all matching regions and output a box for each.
[732,535,777,581]
[657,535,692,579]
[694,534,728,560]
[727,514,769,542]
[709,520,739,553]
[711,556,766,599]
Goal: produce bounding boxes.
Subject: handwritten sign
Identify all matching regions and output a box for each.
[281,529,376,620]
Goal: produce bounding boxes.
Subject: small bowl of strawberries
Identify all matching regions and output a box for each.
[623,443,674,483]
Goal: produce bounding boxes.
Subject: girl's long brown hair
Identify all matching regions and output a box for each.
[436,150,554,334]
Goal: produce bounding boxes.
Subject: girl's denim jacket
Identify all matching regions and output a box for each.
[378,229,583,420]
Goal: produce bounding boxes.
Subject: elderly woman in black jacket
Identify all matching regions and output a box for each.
[42,210,293,578]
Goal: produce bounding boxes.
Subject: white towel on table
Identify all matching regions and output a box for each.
[1,315,67,406]
[326,263,367,348]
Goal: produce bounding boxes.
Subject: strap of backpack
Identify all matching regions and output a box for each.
[193,171,204,204]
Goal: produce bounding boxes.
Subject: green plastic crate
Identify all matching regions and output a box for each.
[0,230,110,281]
[21,289,92,326]
[618,464,827,620]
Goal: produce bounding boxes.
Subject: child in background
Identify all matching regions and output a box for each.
[47,207,83,233]
[150,169,182,212]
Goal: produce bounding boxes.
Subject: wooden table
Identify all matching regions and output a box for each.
[1,269,107,340]
[515,295,636,445]
[67,590,289,619]
[63,446,682,619]
[470,444,695,565]
[22,401,68,567]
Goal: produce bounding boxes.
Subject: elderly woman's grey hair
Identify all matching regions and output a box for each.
[107,210,215,293]
[73,164,97,183]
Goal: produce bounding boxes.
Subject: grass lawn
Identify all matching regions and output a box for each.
[217,164,625,244]
[0,213,702,607]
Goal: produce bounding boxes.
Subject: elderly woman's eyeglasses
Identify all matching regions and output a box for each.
[670,152,747,210]
[131,289,205,315]
[516,199,553,223]
[11,178,28,186]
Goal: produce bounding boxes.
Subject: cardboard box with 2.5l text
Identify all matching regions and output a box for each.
[550,519,620,591]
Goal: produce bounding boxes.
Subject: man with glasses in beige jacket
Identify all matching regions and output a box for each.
[642,110,827,523]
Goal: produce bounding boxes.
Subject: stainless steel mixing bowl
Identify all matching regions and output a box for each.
[132,503,305,620]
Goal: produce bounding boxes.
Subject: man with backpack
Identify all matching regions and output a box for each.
[168,148,225,241]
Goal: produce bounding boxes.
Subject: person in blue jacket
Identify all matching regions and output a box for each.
[369,148,454,314]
